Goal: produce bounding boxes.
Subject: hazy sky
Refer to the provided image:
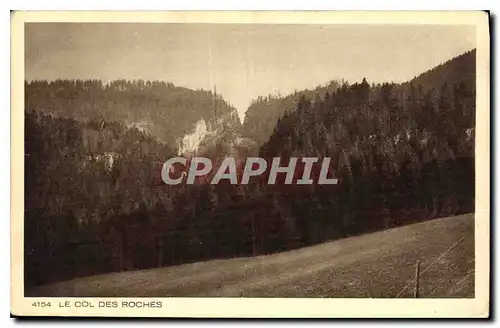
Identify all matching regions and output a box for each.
[25,23,475,121]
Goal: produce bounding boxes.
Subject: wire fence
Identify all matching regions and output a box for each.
[395,236,466,298]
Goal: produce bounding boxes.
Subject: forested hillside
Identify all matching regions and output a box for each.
[405,49,476,94]
[256,74,474,243]
[24,50,476,289]
[242,81,340,145]
[25,79,241,147]
[242,50,476,147]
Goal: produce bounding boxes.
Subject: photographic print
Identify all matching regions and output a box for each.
[11,11,490,318]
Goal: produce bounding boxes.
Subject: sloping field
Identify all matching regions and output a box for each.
[27,213,474,298]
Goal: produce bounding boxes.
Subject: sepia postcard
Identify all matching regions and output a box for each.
[11,11,490,318]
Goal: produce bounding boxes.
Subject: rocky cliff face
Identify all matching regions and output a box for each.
[177,108,257,161]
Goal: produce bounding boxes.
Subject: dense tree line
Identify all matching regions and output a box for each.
[25,51,475,289]
[256,77,475,243]
[24,110,296,286]
[25,79,241,146]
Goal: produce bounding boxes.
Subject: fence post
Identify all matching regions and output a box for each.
[414,260,420,298]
